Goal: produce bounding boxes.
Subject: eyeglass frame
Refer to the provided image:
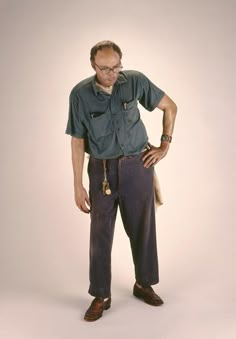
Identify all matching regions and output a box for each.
[93,62,123,74]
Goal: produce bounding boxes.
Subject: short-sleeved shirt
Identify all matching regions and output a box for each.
[65,70,165,159]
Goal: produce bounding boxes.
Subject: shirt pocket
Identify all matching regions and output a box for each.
[123,99,139,125]
[125,99,137,110]
[89,112,112,139]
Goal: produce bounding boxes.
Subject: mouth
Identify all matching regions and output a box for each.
[108,76,117,82]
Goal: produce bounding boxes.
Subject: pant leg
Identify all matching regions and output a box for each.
[118,154,159,287]
[87,157,119,298]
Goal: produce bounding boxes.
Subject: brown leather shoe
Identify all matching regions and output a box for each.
[133,283,164,306]
[84,297,111,322]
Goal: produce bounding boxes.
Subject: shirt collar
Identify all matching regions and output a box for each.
[92,71,128,96]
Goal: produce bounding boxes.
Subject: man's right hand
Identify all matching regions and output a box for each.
[74,187,91,214]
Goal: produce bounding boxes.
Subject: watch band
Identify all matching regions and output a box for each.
[161,134,172,143]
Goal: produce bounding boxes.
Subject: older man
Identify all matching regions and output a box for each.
[66,40,177,321]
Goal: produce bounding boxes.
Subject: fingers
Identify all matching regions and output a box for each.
[142,150,159,168]
[85,191,91,207]
[143,155,159,168]
[142,149,155,162]
[75,190,91,214]
[142,146,168,167]
[85,196,91,208]
[78,200,90,213]
[81,204,90,214]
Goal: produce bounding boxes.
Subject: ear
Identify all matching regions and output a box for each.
[91,62,95,70]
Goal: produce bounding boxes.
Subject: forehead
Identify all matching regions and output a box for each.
[94,47,120,65]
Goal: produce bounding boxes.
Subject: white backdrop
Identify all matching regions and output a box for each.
[0,0,235,338]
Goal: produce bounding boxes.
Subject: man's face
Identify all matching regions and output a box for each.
[92,48,121,87]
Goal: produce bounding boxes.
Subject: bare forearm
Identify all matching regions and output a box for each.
[71,137,85,191]
[162,104,177,136]
[161,103,177,148]
[70,137,91,213]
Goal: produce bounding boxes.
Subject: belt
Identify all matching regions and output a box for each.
[101,146,150,195]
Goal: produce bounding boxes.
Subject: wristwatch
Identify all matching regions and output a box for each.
[161,134,172,143]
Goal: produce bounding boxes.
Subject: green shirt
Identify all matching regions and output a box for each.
[65,70,165,159]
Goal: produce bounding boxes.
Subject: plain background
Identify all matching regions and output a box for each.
[0,0,235,338]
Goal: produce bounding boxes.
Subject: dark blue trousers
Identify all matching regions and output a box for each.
[87,153,159,298]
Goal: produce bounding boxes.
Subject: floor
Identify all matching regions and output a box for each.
[0,280,235,339]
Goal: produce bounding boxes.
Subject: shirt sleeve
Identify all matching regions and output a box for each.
[65,90,87,138]
[137,72,165,111]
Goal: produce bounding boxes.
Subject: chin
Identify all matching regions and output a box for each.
[107,78,117,85]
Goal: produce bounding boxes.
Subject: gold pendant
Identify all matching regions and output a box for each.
[102,180,112,195]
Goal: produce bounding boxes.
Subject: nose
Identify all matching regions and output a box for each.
[107,69,116,74]
[108,71,117,78]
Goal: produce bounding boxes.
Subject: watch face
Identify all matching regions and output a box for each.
[161,135,171,142]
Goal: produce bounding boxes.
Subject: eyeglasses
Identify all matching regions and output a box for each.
[94,62,123,75]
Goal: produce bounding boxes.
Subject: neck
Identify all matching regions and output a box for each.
[95,77,112,89]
